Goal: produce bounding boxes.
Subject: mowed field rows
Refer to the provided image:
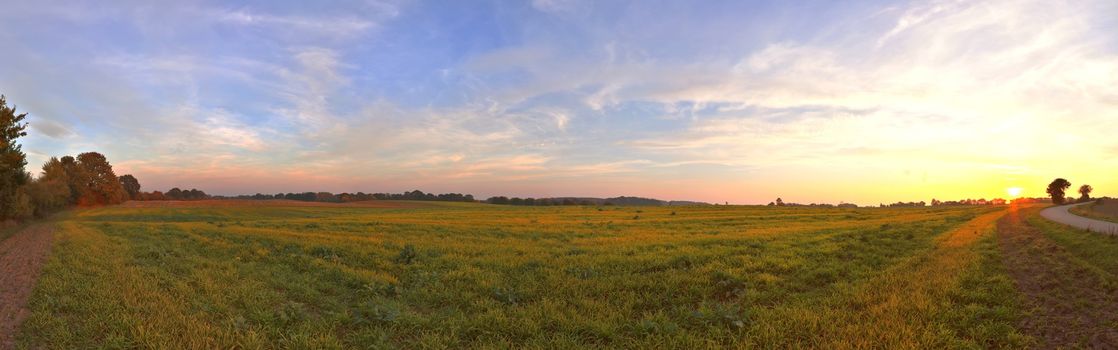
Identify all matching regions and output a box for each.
[9,202,1117,348]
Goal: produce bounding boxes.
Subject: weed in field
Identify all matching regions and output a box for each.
[355,299,402,325]
[491,286,523,305]
[689,303,749,329]
[394,244,417,265]
[710,271,748,300]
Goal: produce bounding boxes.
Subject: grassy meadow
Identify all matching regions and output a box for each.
[1070,199,1118,224]
[1027,208,1118,274]
[16,202,1031,348]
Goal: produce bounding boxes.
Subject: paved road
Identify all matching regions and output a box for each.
[1040,202,1118,236]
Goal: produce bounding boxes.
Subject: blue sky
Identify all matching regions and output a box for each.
[2,0,1116,204]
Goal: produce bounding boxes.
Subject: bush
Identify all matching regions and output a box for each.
[24,178,70,217]
[394,244,418,265]
[9,189,34,219]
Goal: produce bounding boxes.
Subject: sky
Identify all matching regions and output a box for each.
[1,0,1116,205]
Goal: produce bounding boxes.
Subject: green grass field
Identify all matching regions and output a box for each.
[13,202,1043,348]
[1028,210,1118,274]
[995,206,1118,347]
[1070,200,1118,224]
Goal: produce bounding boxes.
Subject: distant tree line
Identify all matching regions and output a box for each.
[222,190,475,203]
[766,197,858,208]
[927,198,1008,206]
[139,188,210,201]
[478,194,697,205]
[485,197,593,206]
[217,192,706,207]
[765,196,1025,208]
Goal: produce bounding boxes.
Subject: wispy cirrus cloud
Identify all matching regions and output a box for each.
[214,9,377,37]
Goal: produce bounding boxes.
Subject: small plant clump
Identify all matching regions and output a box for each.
[394,244,418,265]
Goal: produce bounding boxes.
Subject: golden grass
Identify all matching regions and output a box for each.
[17,203,1026,348]
[778,210,1021,348]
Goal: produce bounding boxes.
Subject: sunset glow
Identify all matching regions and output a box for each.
[1,0,1115,204]
[1007,187,1022,198]
[5,2,1118,347]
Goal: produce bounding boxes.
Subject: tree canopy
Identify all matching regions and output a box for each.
[0,95,29,219]
[1078,184,1093,201]
[74,152,127,206]
[119,174,141,200]
[1046,178,1072,205]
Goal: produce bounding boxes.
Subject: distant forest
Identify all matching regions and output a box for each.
[485,196,709,206]
[224,190,474,203]
[223,192,709,207]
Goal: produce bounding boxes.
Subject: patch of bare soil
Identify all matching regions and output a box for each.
[0,224,53,350]
[997,208,1118,348]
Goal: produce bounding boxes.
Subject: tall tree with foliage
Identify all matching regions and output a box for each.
[1046,178,1072,205]
[1078,184,1093,202]
[0,95,30,219]
[75,152,127,205]
[119,174,141,200]
[58,155,88,203]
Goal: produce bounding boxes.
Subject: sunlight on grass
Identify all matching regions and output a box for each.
[18,204,1023,348]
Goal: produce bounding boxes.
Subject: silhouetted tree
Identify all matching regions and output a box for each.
[0,95,29,219]
[1046,178,1072,204]
[315,192,338,202]
[183,188,208,200]
[775,198,785,206]
[487,196,510,204]
[1079,184,1093,202]
[166,187,183,200]
[119,174,141,200]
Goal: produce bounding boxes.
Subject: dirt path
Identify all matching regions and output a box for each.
[0,224,54,350]
[1040,202,1118,235]
[997,208,1118,348]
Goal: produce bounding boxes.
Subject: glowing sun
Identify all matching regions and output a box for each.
[1007,187,1022,197]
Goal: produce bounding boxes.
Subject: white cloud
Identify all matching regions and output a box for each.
[215,9,377,37]
[29,119,73,138]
